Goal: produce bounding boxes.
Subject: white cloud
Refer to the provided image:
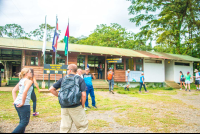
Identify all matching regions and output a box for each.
[0,0,158,47]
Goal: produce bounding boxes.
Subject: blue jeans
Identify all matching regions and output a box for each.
[31,89,37,113]
[85,85,96,107]
[12,104,30,133]
[108,79,114,91]
[139,82,147,92]
[98,70,103,79]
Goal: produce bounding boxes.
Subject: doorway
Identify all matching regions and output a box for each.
[88,55,105,79]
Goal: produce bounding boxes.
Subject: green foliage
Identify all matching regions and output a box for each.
[128,0,200,57]
[76,23,151,50]
[29,23,61,41]
[60,36,80,44]
[4,24,26,38]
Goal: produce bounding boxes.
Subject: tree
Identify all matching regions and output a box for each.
[128,0,200,55]
[4,24,25,38]
[76,23,143,49]
[60,36,80,44]
[0,26,4,37]
[29,24,61,41]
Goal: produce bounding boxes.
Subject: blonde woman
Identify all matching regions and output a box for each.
[30,68,40,116]
[12,68,33,133]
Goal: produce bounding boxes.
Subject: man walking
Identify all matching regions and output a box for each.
[124,69,130,91]
[193,69,200,91]
[139,72,148,93]
[49,64,88,133]
[107,68,114,94]
[83,67,97,109]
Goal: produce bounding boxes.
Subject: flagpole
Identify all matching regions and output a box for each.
[55,15,57,83]
[67,18,69,65]
[43,15,47,82]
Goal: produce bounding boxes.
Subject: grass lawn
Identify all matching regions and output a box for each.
[0,85,199,132]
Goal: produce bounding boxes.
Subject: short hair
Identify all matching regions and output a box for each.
[68,64,77,73]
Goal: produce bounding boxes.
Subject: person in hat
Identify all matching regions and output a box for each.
[185,71,192,92]
[107,67,114,94]
[193,69,200,91]
[83,67,97,109]
[124,69,130,91]
[139,72,148,93]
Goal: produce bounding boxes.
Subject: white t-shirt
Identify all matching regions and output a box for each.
[76,74,83,78]
[195,72,200,80]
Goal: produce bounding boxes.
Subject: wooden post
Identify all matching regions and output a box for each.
[105,55,107,80]
[52,51,55,64]
[21,50,25,69]
[85,55,88,69]
[124,57,126,71]
[38,51,41,66]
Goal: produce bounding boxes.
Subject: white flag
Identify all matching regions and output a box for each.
[42,16,47,55]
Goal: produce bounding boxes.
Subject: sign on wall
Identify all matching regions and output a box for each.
[44,64,68,74]
[106,58,122,63]
[126,71,143,82]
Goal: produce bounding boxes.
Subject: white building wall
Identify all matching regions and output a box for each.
[143,59,165,82]
[173,61,193,83]
[165,60,174,81]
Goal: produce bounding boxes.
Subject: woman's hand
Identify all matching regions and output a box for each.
[38,89,41,93]
[16,103,24,108]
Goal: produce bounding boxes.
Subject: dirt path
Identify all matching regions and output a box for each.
[0,90,200,133]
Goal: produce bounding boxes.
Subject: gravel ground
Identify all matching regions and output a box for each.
[0,90,200,133]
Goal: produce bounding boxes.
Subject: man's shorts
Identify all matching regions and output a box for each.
[126,82,130,85]
[185,80,190,84]
[195,80,200,85]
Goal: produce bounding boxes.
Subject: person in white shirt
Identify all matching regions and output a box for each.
[77,68,83,78]
[193,69,200,91]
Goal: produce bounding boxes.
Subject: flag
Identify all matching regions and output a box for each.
[42,16,47,55]
[52,18,59,52]
[64,22,69,56]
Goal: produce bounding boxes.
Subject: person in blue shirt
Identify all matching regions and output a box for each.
[83,67,97,109]
[139,72,148,93]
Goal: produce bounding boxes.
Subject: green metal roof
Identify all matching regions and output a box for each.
[0,37,200,62]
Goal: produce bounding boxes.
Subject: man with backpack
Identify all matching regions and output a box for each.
[107,68,114,94]
[49,64,88,133]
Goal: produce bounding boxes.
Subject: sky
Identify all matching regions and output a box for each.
[0,0,156,46]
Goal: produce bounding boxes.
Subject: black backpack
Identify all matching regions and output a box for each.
[58,75,82,107]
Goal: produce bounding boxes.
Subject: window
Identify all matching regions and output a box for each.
[77,55,85,69]
[145,59,162,64]
[57,54,65,65]
[126,59,134,70]
[126,58,143,71]
[116,63,124,70]
[175,62,190,66]
[136,58,143,71]
[45,53,53,64]
[31,57,38,66]
[116,59,124,70]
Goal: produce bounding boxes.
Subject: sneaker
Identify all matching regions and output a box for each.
[180,88,182,90]
[189,90,191,92]
[111,90,114,94]
[33,112,39,116]
[145,91,149,93]
[86,106,91,109]
[139,91,141,93]
[84,108,87,111]
[185,89,187,91]
[127,88,129,91]
[92,106,97,109]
